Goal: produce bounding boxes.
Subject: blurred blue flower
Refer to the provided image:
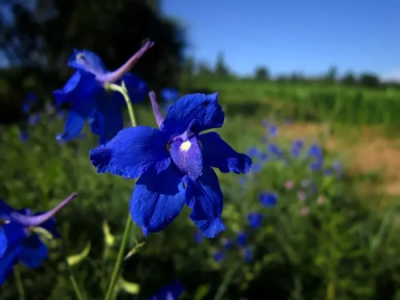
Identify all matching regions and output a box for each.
[149,279,184,300]
[19,131,29,142]
[28,114,40,126]
[90,93,252,238]
[261,119,269,127]
[194,231,203,243]
[307,144,323,159]
[309,158,324,171]
[236,231,247,247]
[268,143,283,157]
[259,192,278,207]
[268,125,278,137]
[323,168,333,176]
[247,147,260,158]
[291,139,303,158]
[161,88,180,103]
[260,152,268,161]
[213,250,225,262]
[221,237,232,249]
[251,163,262,173]
[244,246,253,263]
[247,212,263,229]
[238,176,247,187]
[0,193,77,286]
[54,42,153,145]
[22,93,37,114]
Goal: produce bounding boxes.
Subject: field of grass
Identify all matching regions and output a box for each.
[2,79,400,299]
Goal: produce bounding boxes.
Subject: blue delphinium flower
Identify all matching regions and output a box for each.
[221,237,232,249]
[90,92,252,238]
[0,193,77,286]
[19,131,29,142]
[194,231,203,244]
[268,143,283,157]
[28,113,40,126]
[259,153,268,161]
[149,279,184,300]
[259,192,278,207]
[236,231,247,247]
[291,139,303,158]
[243,246,253,263]
[53,41,153,145]
[247,147,260,158]
[21,93,37,114]
[247,212,263,229]
[307,144,323,159]
[213,250,225,262]
[251,162,262,173]
[268,124,278,137]
[161,88,180,103]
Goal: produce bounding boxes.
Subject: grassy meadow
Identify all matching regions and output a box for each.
[2,77,400,299]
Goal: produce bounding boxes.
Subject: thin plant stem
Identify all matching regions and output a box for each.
[14,266,25,300]
[104,82,137,300]
[59,244,84,300]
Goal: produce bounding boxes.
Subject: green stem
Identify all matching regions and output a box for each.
[108,82,137,127]
[60,244,84,300]
[69,273,84,300]
[14,266,25,300]
[104,81,137,300]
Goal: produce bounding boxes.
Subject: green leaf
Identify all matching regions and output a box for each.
[119,278,140,295]
[67,241,91,266]
[102,221,115,247]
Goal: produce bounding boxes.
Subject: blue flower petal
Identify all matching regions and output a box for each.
[161,88,180,103]
[68,50,108,75]
[20,235,48,268]
[0,229,7,257]
[259,192,278,207]
[247,212,263,228]
[57,110,86,141]
[0,246,21,286]
[212,250,225,262]
[244,246,253,263]
[161,93,224,136]
[186,166,226,238]
[236,231,247,247]
[199,132,252,174]
[117,73,148,104]
[129,164,185,236]
[90,126,171,179]
[149,279,184,300]
[91,100,124,145]
[169,135,203,181]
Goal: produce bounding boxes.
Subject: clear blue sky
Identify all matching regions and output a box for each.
[161,0,400,80]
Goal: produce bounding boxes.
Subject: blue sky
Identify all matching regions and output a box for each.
[161,0,400,79]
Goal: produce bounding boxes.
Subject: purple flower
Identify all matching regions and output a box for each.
[213,250,225,262]
[0,193,77,286]
[244,246,253,263]
[268,125,278,137]
[259,192,278,207]
[89,92,252,238]
[149,279,184,300]
[236,231,247,247]
[54,41,152,145]
[247,212,263,228]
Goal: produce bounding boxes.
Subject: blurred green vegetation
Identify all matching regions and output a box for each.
[1,105,400,299]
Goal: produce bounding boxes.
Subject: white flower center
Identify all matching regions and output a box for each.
[179,140,192,152]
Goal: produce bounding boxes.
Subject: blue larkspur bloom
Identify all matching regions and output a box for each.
[251,163,262,173]
[90,92,252,238]
[213,250,225,262]
[247,147,260,158]
[268,125,278,137]
[19,131,29,142]
[244,246,253,263]
[236,231,247,247]
[0,193,77,286]
[22,93,37,114]
[307,144,323,159]
[247,212,263,228]
[259,192,278,207]
[194,231,203,243]
[268,143,283,157]
[53,41,153,145]
[161,88,180,103]
[291,139,303,158]
[149,279,184,300]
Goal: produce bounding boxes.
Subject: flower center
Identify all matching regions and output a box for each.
[179,140,192,152]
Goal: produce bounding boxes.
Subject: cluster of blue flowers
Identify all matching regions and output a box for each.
[1,39,253,298]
